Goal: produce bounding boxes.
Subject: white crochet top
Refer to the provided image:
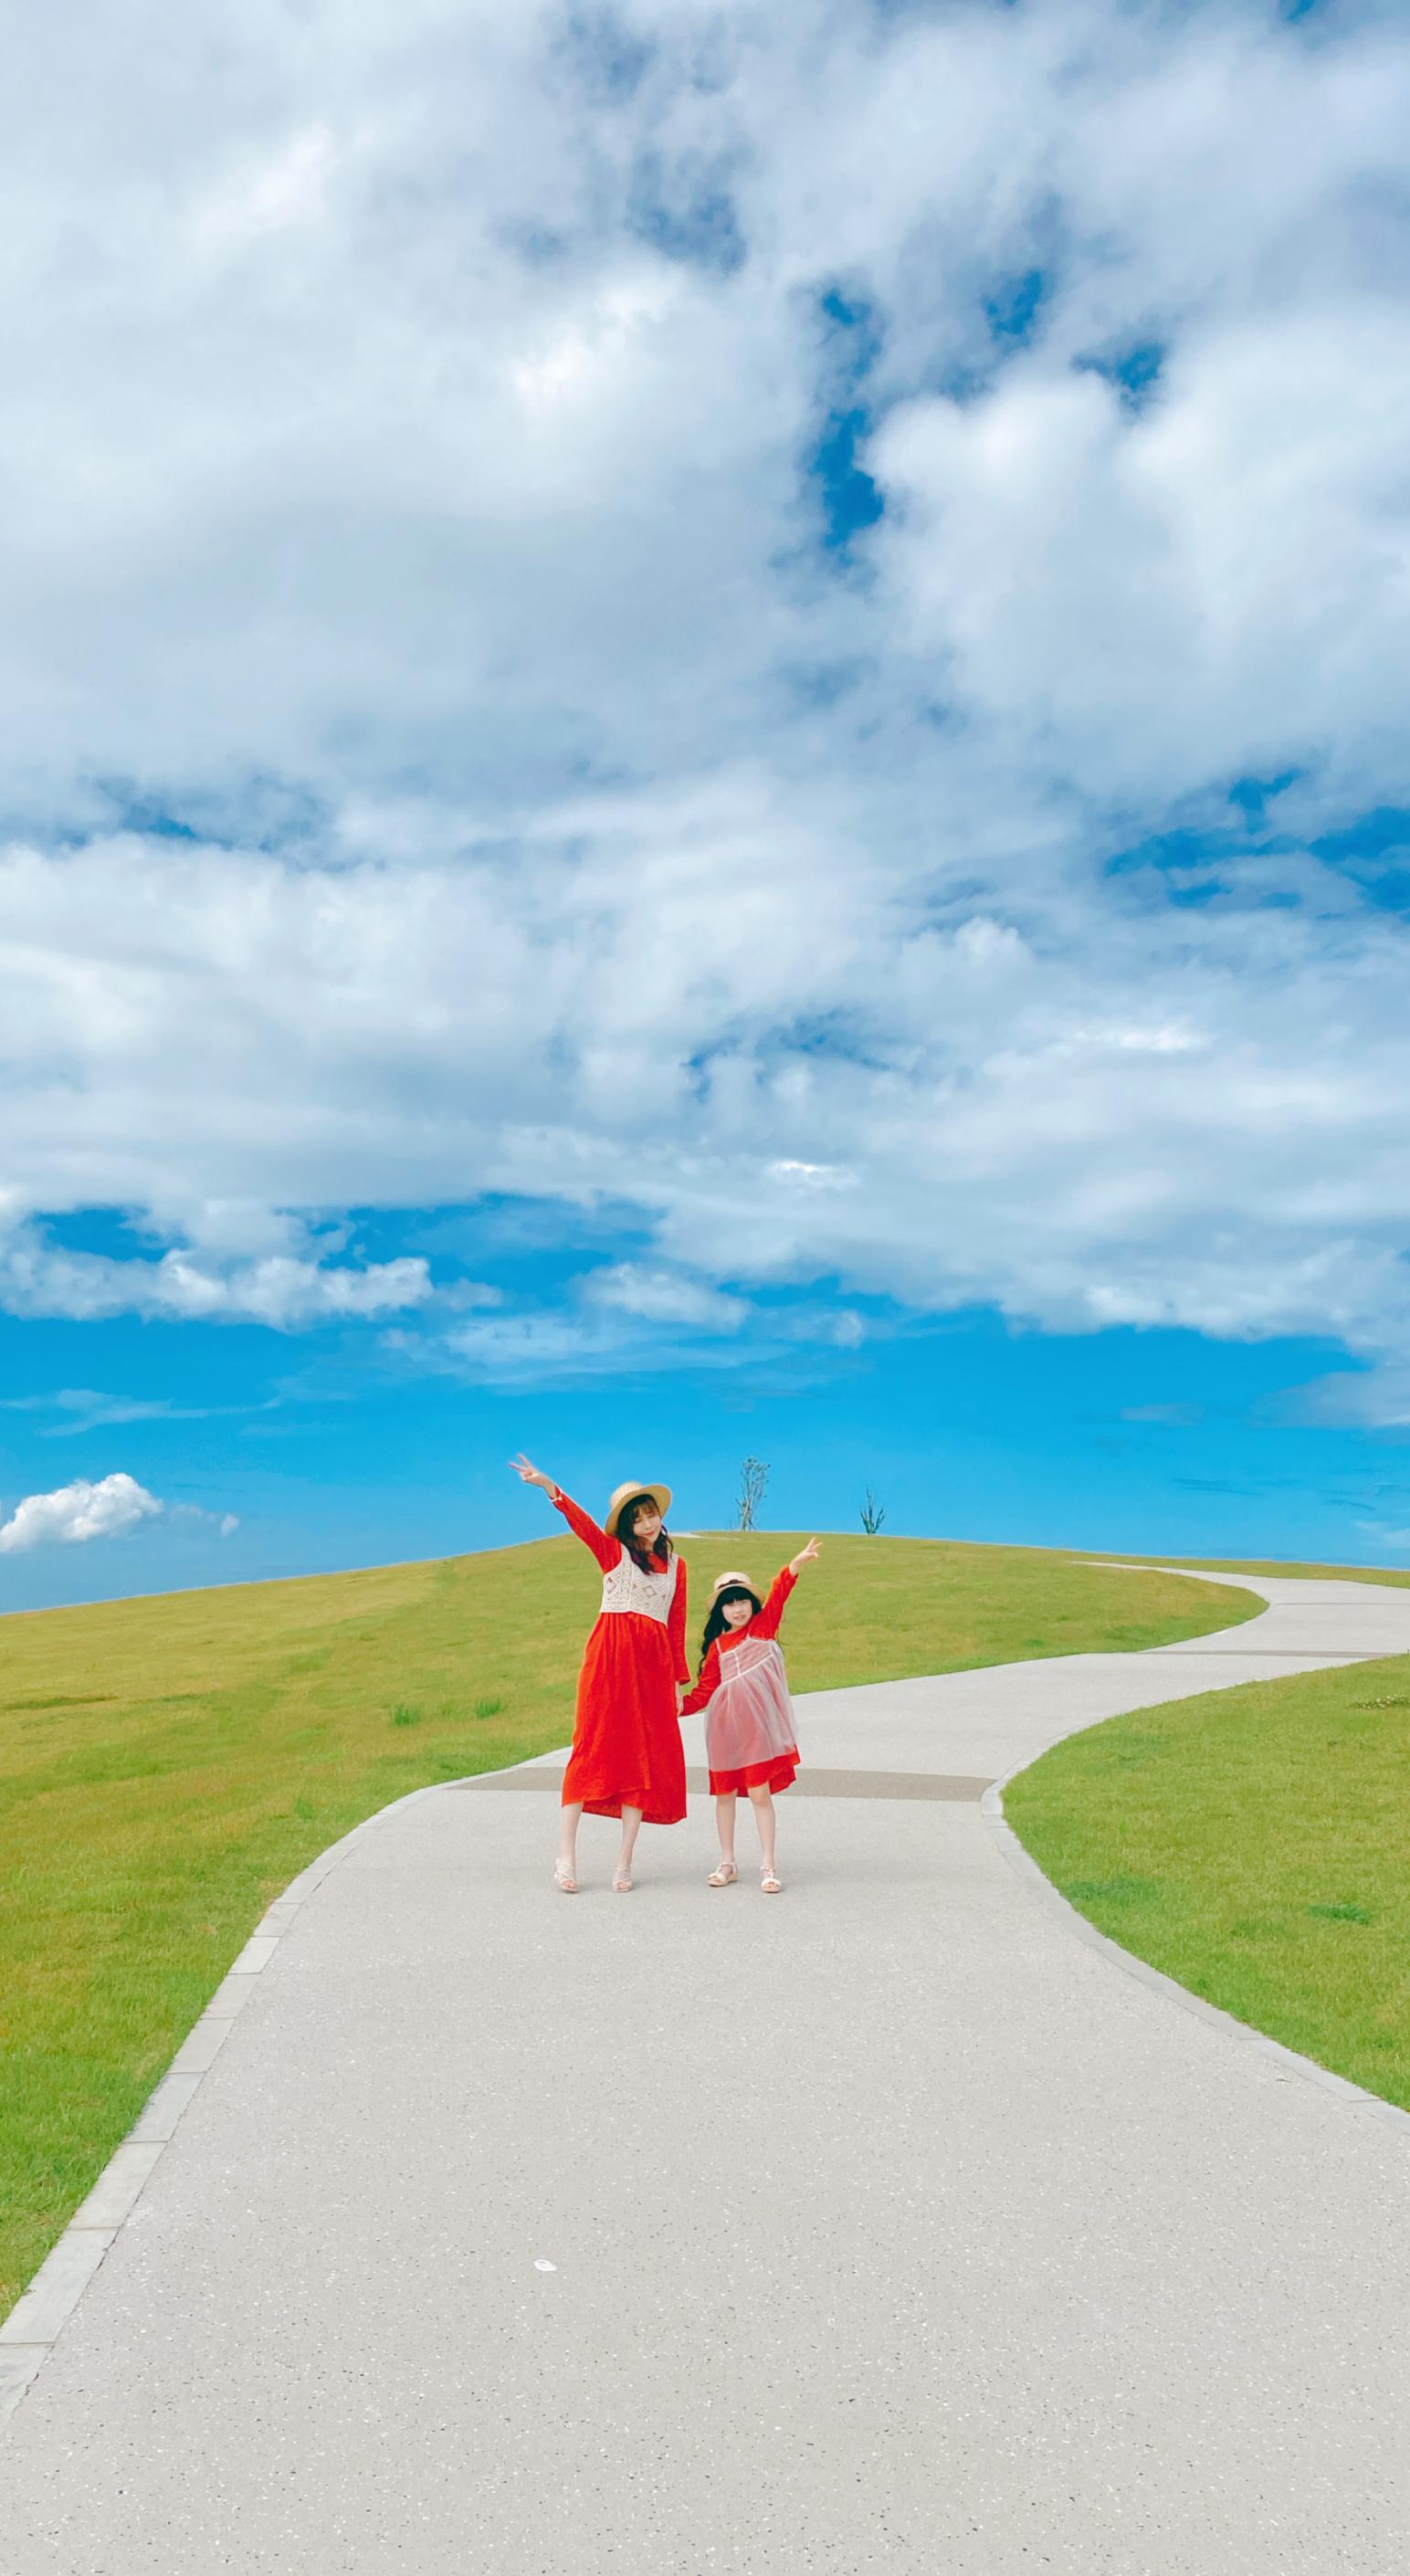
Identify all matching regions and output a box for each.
[600,1546,680,1624]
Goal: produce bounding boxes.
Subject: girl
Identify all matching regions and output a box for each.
[679,1539,820,1893]
[510,1456,689,1894]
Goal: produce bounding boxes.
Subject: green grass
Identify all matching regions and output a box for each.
[0,1529,1249,2312]
[1005,1654,1410,2109]
[1100,1548,1410,1590]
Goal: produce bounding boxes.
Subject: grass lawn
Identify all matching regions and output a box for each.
[0,1529,1249,2314]
[1101,1549,1410,1590]
[1005,1653,1410,2110]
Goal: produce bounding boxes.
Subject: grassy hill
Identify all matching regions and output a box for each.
[0,1527,1252,2313]
[1100,1550,1410,1590]
[1006,1650,1410,2111]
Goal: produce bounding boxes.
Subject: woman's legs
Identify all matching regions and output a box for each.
[748,1784,779,1884]
[556,1801,582,1892]
[714,1792,738,1870]
[614,1803,643,1889]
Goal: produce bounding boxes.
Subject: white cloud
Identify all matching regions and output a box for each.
[0,1472,163,1554]
[0,1229,432,1329]
[168,1502,241,1538]
[582,1265,747,1329]
[423,1299,751,1384]
[1289,1366,1410,1432]
[0,3,1409,1398]
[0,1472,239,1552]
[1355,1522,1410,1554]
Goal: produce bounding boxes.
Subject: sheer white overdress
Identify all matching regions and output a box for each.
[704,1634,799,1774]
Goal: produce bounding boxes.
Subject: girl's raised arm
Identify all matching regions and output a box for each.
[754,1538,821,1638]
[509,1455,619,1572]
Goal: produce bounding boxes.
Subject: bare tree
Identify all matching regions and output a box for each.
[736,1456,770,1533]
[859,1488,886,1536]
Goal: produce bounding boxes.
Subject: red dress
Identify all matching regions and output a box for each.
[679,1565,799,1795]
[553,1489,689,1824]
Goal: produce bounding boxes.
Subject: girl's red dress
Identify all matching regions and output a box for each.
[679,1564,799,1795]
[553,1488,689,1824]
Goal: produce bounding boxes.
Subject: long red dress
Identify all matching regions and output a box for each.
[553,1488,689,1824]
[679,1564,799,1795]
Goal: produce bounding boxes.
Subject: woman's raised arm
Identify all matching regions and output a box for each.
[510,1456,619,1571]
[509,1453,556,1494]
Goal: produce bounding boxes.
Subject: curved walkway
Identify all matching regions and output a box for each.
[4,1572,1410,2571]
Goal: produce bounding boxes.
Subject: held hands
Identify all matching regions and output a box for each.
[509,1453,555,1494]
[790,1537,822,1574]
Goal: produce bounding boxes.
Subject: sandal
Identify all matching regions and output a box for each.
[707,1860,738,1887]
[760,1866,783,1895]
[612,1864,634,1893]
[553,1859,578,1895]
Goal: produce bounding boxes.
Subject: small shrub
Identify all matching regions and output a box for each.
[474,1695,505,1719]
[390,1702,425,1728]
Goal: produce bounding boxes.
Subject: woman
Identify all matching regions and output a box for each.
[510,1455,689,1893]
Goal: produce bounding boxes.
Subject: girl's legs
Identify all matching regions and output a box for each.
[748,1783,780,1887]
[556,1802,582,1892]
[614,1803,643,1890]
[709,1792,738,1884]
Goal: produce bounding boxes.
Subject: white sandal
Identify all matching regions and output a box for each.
[707,1860,738,1887]
[612,1864,634,1893]
[553,1859,578,1896]
[760,1866,783,1894]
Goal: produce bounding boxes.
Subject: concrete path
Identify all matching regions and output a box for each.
[5,1571,1410,2572]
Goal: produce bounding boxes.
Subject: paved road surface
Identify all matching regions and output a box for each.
[4,1572,1409,2571]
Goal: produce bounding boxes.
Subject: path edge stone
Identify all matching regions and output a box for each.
[980,1769,1410,2143]
[0,1740,572,2435]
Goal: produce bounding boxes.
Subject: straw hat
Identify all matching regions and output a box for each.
[710,1568,759,1602]
[605,1479,672,1535]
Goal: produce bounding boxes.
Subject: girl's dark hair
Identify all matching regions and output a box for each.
[699,1583,762,1668]
[614,1492,672,1573]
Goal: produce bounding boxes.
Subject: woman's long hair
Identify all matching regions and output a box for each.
[613,1492,673,1573]
[699,1582,762,1670]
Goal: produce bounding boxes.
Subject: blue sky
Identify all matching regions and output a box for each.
[4,0,1410,1608]
[4,1255,1407,1613]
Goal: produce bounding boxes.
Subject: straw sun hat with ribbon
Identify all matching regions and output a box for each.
[710,1568,760,1603]
[605,1479,672,1535]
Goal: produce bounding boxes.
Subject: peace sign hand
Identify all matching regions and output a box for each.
[790,1537,822,1572]
[510,1453,555,1493]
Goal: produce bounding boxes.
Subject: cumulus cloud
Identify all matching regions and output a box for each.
[0,1472,239,1552]
[2,3,1410,1404]
[0,1472,163,1553]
